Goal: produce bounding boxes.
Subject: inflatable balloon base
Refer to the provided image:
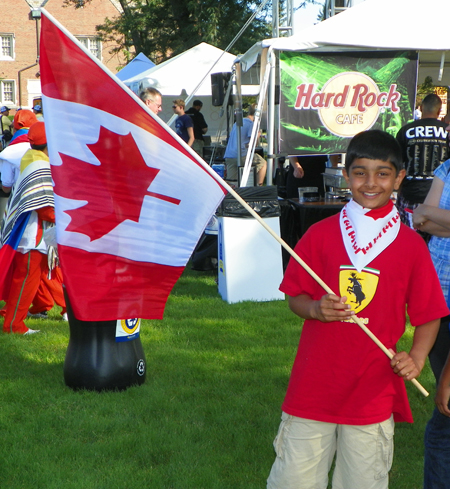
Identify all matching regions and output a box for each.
[63,293,146,391]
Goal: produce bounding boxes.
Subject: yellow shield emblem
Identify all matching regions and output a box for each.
[339,266,380,314]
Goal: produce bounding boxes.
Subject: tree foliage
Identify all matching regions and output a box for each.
[416,76,436,104]
[63,0,317,64]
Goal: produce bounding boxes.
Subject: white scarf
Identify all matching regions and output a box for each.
[340,199,400,272]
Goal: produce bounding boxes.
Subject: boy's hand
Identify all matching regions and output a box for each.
[389,350,421,380]
[311,294,355,322]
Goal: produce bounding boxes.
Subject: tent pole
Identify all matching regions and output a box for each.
[232,66,243,172]
[267,49,276,185]
[438,52,446,82]
[240,49,272,187]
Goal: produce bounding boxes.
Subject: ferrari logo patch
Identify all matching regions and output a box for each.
[339,265,380,314]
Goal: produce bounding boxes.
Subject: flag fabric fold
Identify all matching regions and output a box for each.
[39,10,226,321]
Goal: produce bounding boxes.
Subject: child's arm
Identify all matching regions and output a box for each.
[435,349,450,417]
[288,293,355,322]
[390,319,440,380]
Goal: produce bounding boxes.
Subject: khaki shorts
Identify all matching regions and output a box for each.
[267,412,394,489]
[192,139,204,157]
[225,153,267,181]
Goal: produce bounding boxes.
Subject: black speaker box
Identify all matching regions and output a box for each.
[211,72,231,106]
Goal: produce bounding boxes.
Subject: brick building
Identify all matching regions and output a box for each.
[0,0,125,112]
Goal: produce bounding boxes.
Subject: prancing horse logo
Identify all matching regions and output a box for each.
[339,266,380,314]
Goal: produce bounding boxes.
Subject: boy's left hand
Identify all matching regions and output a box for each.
[389,350,421,380]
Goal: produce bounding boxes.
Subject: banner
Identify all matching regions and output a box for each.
[280,51,418,155]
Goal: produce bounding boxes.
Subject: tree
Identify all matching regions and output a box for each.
[64,0,317,64]
[416,76,436,105]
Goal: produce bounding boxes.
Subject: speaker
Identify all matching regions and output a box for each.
[211,72,231,106]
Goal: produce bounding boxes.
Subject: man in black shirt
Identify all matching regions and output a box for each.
[185,100,208,157]
[396,93,449,225]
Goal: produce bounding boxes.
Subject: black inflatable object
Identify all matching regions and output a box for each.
[63,292,146,391]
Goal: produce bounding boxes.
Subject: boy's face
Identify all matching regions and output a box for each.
[343,158,406,210]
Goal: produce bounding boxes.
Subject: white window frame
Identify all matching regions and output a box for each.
[0,34,14,60]
[76,36,102,60]
[1,80,15,105]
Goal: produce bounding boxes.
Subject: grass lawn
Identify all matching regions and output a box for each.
[0,267,435,489]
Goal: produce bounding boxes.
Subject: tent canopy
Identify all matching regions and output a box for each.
[240,0,450,85]
[116,52,155,82]
[123,42,236,97]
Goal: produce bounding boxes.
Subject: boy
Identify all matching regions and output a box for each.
[267,130,449,489]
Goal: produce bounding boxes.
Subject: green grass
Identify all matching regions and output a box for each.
[0,268,435,488]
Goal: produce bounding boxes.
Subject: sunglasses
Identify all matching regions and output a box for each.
[172,105,178,109]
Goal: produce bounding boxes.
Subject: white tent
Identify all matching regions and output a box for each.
[238,0,450,184]
[123,42,259,141]
[124,43,236,96]
[116,52,155,82]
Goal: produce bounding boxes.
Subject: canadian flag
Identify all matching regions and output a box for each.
[39,10,226,321]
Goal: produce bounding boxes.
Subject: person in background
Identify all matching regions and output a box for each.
[267,130,448,489]
[0,106,13,148]
[412,160,450,488]
[139,87,163,116]
[32,104,44,121]
[414,104,422,121]
[224,103,267,186]
[396,93,449,227]
[185,100,208,157]
[286,155,328,199]
[172,99,194,147]
[1,122,66,335]
[0,110,38,194]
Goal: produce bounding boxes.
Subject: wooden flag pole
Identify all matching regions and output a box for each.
[221,185,429,397]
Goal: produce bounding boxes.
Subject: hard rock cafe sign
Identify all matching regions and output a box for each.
[279,51,418,155]
[295,72,401,137]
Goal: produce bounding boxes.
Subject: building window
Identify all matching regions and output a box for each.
[0,34,14,59]
[76,36,101,60]
[1,81,15,104]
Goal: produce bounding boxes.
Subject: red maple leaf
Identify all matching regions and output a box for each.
[52,126,180,242]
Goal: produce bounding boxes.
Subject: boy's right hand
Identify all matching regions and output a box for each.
[311,294,355,322]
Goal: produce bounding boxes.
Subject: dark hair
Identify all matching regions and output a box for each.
[421,93,442,115]
[345,130,403,173]
[192,100,203,107]
[31,143,47,151]
[247,103,257,117]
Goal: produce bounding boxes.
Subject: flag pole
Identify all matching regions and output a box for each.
[216,181,429,397]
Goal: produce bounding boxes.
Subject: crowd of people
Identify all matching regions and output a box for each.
[2,89,450,488]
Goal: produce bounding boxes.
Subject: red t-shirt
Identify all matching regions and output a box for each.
[280,214,449,424]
